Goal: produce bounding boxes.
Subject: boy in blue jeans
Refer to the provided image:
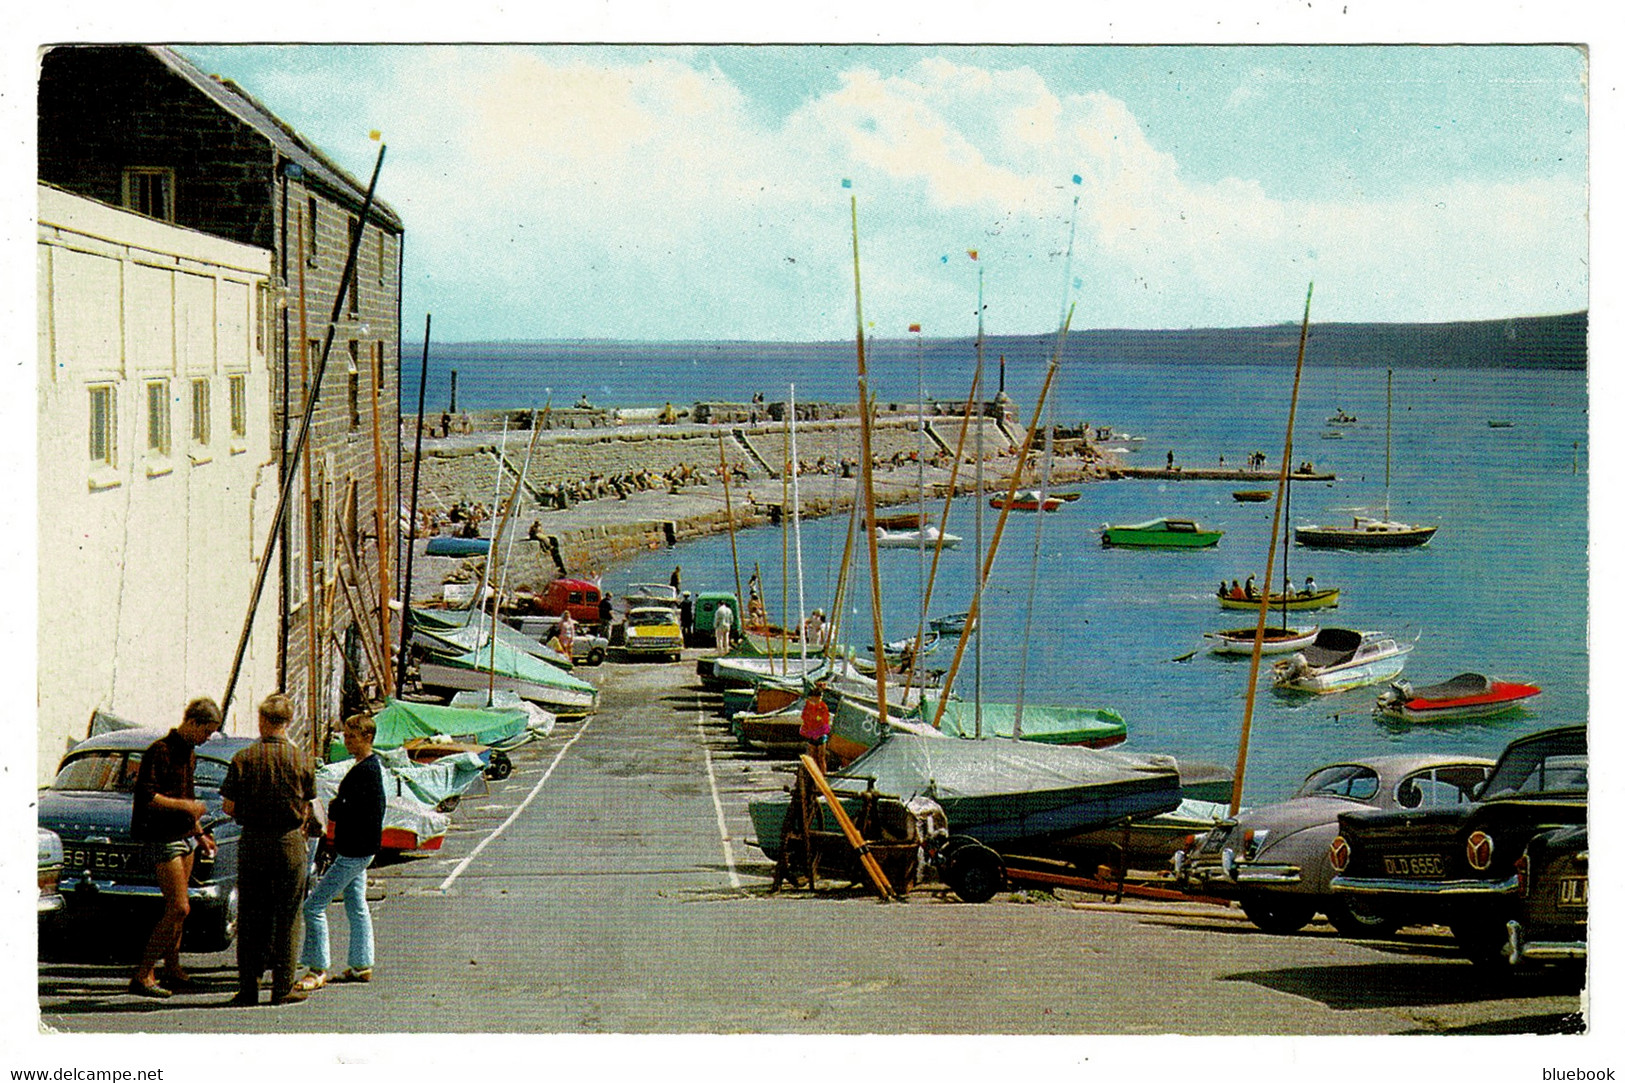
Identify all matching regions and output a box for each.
[296,713,385,991]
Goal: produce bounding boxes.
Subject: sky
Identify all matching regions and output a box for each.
[175,42,1590,342]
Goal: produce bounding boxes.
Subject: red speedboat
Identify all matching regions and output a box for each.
[1375,673,1541,722]
[991,488,1063,512]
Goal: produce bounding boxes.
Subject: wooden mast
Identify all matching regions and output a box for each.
[1230,282,1314,816]
[718,435,743,609]
[847,187,890,722]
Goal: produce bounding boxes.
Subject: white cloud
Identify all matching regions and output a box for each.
[324,50,1586,339]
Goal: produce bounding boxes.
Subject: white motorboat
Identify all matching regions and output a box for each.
[875,525,962,550]
[1271,627,1414,693]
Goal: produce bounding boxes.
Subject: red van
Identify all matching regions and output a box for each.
[536,576,603,624]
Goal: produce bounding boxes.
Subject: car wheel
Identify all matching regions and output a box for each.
[1451,918,1512,970]
[945,841,1005,904]
[586,647,606,667]
[1325,897,1402,939]
[1240,893,1316,934]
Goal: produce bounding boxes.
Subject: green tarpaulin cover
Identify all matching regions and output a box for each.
[330,697,531,760]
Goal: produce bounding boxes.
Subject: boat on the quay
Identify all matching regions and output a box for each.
[424,535,492,557]
[416,637,599,716]
[1271,627,1413,693]
[748,733,1185,860]
[913,696,1127,748]
[1100,517,1222,549]
[1374,672,1541,722]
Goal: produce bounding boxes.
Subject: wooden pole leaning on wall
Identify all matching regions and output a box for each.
[369,347,393,697]
[294,208,321,753]
[221,143,386,716]
[396,314,433,694]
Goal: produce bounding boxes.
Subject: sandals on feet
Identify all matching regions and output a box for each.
[337,967,373,983]
[293,971,327,993]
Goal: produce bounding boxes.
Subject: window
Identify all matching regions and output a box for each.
[190,378,211,446]
[377,230,387,285]
[88,385,116,466]
[372,341,386,397]
[347,341,361,429]
[307,196,318,262]
[229,374,247,439]
[121,168,174,221]
[145,379,171,456]
[346,216,360,315]
[288,498,305,609]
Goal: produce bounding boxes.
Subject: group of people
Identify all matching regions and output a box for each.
[130,694,386,1007]
[1219,574,1317,601]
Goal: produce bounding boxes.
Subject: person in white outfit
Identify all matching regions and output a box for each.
[713,603,734,653]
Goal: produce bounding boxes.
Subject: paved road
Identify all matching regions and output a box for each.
[39,655,1585,1035]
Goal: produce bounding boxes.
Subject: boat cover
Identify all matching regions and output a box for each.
[412,608,573,669]
[315,751,453,845]
[1397,673,1493,701]
[911,697,1127,745]
[1299,627,1364,668]
[335,697,532,760]
[424,536,491,557]
[427,640,599,697]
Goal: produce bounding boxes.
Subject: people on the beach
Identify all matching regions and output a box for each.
[296,712,385,994]
[713,601,734,653]
[128,696,223,999]
[221,693,317,1007]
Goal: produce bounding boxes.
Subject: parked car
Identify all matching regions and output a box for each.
[1506,824,1587,968]
[507,615,609,666]
[690,590,742,647]
[1174,754,1493,936]
[533,576,604,625]
[623,605,684,662]
[1328,725,1586,968]
[623,583,680,609]
[37,728,255,952]
[38,828,65,925]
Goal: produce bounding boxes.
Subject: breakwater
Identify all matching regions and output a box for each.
[406,403,1117,600]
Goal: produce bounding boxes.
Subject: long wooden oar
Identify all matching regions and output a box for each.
[799,754,895,900]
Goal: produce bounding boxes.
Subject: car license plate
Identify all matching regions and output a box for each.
[62,844,136,873]
[1382,854,1446,877]
[1558,876,1588,908]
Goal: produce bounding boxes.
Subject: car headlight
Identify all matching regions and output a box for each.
[1466,830,1494,871]
[1328,834,1351,872]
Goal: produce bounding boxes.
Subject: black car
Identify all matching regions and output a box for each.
[1507,824,1587,967]
[1327,725,1586,968]
[37,728,256,952]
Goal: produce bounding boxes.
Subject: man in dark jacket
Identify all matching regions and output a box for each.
[128,697,222,998]
[220,693,316,1006]
[294,712,386,992]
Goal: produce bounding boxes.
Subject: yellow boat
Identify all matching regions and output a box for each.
[1217,586,1339,611]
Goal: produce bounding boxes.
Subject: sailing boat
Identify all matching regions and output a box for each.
[1207,432,1319,655]
[1296,368,1437,548]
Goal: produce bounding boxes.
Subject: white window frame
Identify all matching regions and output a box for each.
[145,378,172,475]
[228,373,248,452]
[121,167,175,222]
[190,377,211,451]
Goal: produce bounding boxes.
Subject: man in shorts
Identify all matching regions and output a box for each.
[128,696,222,998]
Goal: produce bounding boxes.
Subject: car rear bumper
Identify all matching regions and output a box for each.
[1330,872,1518,896]
[63,876,232,907]
[1507,920,1586,965]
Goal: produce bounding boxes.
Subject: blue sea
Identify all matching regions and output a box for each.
[458,343,1589,805]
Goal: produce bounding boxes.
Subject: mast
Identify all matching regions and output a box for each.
[914,323,926,691]
[1230,282,1314,816]
[972,257,985,737]
[718,435,743,609]
[1384,367,1393,520]
[489,409,545,703]
[396,314,433,695]
[847,185,890,722]
[790,385,808,671]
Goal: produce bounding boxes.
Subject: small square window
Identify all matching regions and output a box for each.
[191,378,211,446]
[229,374,247,439]
[145,379,171,456]
[89,385,117,466]
[122,168,174,221]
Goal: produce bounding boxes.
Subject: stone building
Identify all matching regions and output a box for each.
[36,184,281,781]
[38,45,405,751]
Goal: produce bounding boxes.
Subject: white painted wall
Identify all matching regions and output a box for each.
[37,184,280,783]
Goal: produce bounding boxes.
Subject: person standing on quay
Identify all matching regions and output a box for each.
[713,601,733,654]
[799,681,832,772]
[295,713,385,992]
[128,696,222,998]
[221,693,316,1007]
[558,609,576,661]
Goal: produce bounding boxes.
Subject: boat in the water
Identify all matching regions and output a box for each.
[1374,672,1541,722]
[991,488,1063,512]
[1326,408,1357,425]
[1217,585,1340,611]
[1271,627,1413,693]
[748,734,1184,860]
[875,524,962,550]
[1205,625,1319,655]
[1487,419,1515,429]
[1100,517,1222,549]
[1297,369,1437,550]
[1232,489,1273,503]
[929,611,969,636]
